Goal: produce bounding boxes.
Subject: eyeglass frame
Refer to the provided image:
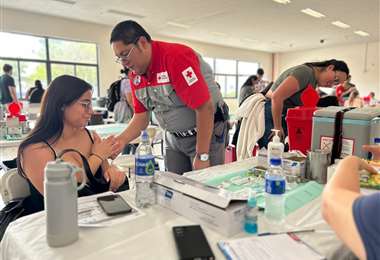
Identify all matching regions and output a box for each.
[115,37,140,64]
[77,100,93,111]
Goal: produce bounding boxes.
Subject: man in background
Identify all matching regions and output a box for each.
[0,64,18,105]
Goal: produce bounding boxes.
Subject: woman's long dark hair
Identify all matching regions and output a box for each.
[242,75,258,87]
[17,75,93,176]
[304,59,350,75]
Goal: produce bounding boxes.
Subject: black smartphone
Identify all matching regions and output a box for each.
[97,194,132,216]
[172,225,214,260]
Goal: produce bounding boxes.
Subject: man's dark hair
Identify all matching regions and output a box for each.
[257,68,264,76]
[3,64,12,73]
[110,20,151,45]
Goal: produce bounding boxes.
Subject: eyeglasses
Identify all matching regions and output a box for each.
[334,71,346,85]
[115,37,140,64]
[115,46,135,64]
[78,100,93,111]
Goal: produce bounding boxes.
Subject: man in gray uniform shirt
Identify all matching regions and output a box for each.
[110,20,228,174]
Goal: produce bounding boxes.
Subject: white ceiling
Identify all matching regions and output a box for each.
[2,0,379,52]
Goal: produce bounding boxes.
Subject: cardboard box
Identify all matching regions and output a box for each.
[154,172,246,237]
[257,150,306,178]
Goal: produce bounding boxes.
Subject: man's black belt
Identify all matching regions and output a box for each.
[172,128,197,138]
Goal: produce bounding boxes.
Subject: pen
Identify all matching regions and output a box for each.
[258,228,315,236]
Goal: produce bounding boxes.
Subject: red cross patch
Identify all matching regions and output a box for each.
[182,66,198,86]
[157,71,169,83]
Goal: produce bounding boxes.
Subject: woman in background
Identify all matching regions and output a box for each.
[258,59,349,148]
[25,80,45,103]
[238,75,259,106]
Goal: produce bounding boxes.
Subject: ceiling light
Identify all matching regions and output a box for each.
[301,8,326,18]
[354,30,370,37]
[167,22,190,29]
[211,32,227,37]
[52,0,76,4]
[331,21,350,29]
[273,0,291,4]
[242,38,259,43]
[107,9,145,19]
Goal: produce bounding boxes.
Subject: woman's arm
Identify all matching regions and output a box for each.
[270,76,300,136]
[322,156,377,260]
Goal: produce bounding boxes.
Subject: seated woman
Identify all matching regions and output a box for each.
[17,75,128,215]
[322,145,380,259]
[258,59,349,148]
[25,80,45,103]
[238,75,259,106]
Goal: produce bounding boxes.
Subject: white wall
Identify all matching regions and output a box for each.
[276,42,380,97]
[2,8,272,101]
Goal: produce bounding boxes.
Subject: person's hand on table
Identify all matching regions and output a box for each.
[362,145,380,161]
[104,165,126,192]
[356,156,378,175]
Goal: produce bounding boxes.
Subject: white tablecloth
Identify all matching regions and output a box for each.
[1,155,346,259]
[0,188,344,260]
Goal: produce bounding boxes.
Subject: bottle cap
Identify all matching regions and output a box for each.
[141,130,149,141]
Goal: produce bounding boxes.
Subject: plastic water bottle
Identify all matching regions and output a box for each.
[265,158,286,223]
[135,130,156,208]
[244,191,258,234]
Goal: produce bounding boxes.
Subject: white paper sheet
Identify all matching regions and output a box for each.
[218,234,325,260]
[77,192,145,227]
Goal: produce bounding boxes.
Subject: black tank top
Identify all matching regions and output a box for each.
[23,129,109,215]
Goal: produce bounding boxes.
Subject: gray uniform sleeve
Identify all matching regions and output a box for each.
[289,66,314,91]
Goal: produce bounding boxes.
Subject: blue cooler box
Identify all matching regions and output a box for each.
[312,107,380,158]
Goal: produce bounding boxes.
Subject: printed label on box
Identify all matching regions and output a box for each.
[320,136,333,153]
[341,138,354,157]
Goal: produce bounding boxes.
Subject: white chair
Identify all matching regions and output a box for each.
[0,168,30,204]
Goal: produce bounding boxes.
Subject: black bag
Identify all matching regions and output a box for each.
[106,80,121,112]
[0,199,25,241]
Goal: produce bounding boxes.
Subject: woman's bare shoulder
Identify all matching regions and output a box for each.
[22,142,55,158]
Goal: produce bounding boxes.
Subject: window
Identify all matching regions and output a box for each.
[0,32,46,60]
[0,32,99,98]
[49,38,97,64]
[207,57,259,98]
[215,59,236,75]
[51,64,75,79]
